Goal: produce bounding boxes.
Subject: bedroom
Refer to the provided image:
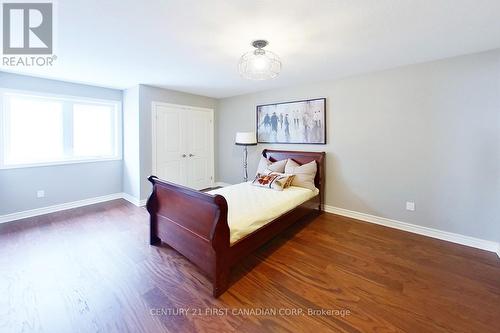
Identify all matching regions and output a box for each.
[0,1,499,332]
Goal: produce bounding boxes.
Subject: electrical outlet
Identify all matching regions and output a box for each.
[37,190,45,198]
[406,201,415,211]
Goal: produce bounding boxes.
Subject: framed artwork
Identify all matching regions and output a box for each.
[256,98,326,144]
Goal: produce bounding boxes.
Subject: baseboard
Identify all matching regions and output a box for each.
[215,182,232,187]
[0,193,123,224]
[324,205,500,256]
[121,193,147,207]
[0,192,150,224]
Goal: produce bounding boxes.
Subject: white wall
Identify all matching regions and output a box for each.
[0,72,123,215]
[216,49,500,243]
[122,86,141,199]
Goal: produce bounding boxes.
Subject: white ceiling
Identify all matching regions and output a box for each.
[2,0,500,98]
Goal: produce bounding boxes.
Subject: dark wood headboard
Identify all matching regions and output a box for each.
[263,149,325,205]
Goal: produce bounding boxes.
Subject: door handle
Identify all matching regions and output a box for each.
[181,154,187,158]
[189,153,195,157]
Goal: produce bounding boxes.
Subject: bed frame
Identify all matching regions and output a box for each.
[146,149,325,297]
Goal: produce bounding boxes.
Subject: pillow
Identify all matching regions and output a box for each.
[255,156,287,176]
[252,173,295,191]
[284,159,317,191]
[269,172,296,188]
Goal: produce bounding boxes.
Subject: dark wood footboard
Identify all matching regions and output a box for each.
[146,176,231,296]
[147,149,325,297]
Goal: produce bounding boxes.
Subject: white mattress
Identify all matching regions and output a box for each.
[209,182,319,244]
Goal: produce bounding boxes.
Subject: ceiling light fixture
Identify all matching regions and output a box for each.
[238,40,281,80]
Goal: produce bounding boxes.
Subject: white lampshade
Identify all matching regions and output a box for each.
[235,132,257,145]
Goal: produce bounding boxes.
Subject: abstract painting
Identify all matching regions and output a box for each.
[256,98,326,144]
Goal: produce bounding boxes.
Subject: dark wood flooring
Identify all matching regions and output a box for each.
[0,199,498,333]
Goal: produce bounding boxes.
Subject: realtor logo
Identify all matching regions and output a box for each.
[3,2,53,54]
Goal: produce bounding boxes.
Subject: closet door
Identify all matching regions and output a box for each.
[154,104,188,186]
[186,109,213,189]
[153,102,214,190]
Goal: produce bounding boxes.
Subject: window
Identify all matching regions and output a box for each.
[1,91,121,168]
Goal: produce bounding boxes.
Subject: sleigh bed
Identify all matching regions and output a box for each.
[146,149,325,297]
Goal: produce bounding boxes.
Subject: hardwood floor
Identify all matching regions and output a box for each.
[0,200,498,333]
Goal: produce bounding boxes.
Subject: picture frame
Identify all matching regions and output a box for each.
[256,98,326,144]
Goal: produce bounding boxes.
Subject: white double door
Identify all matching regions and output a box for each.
[153,102,214,190]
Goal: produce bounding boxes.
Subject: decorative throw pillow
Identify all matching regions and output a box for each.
[255,156,287,176]
[284,159,317,191]
[252,173,295,191]
[269,172,296,188]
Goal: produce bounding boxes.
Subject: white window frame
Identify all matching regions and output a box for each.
[0,89,122,169]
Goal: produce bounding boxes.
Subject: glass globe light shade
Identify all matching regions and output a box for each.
[238,48,282,80]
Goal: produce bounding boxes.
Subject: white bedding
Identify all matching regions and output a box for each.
[208,183,319,244]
